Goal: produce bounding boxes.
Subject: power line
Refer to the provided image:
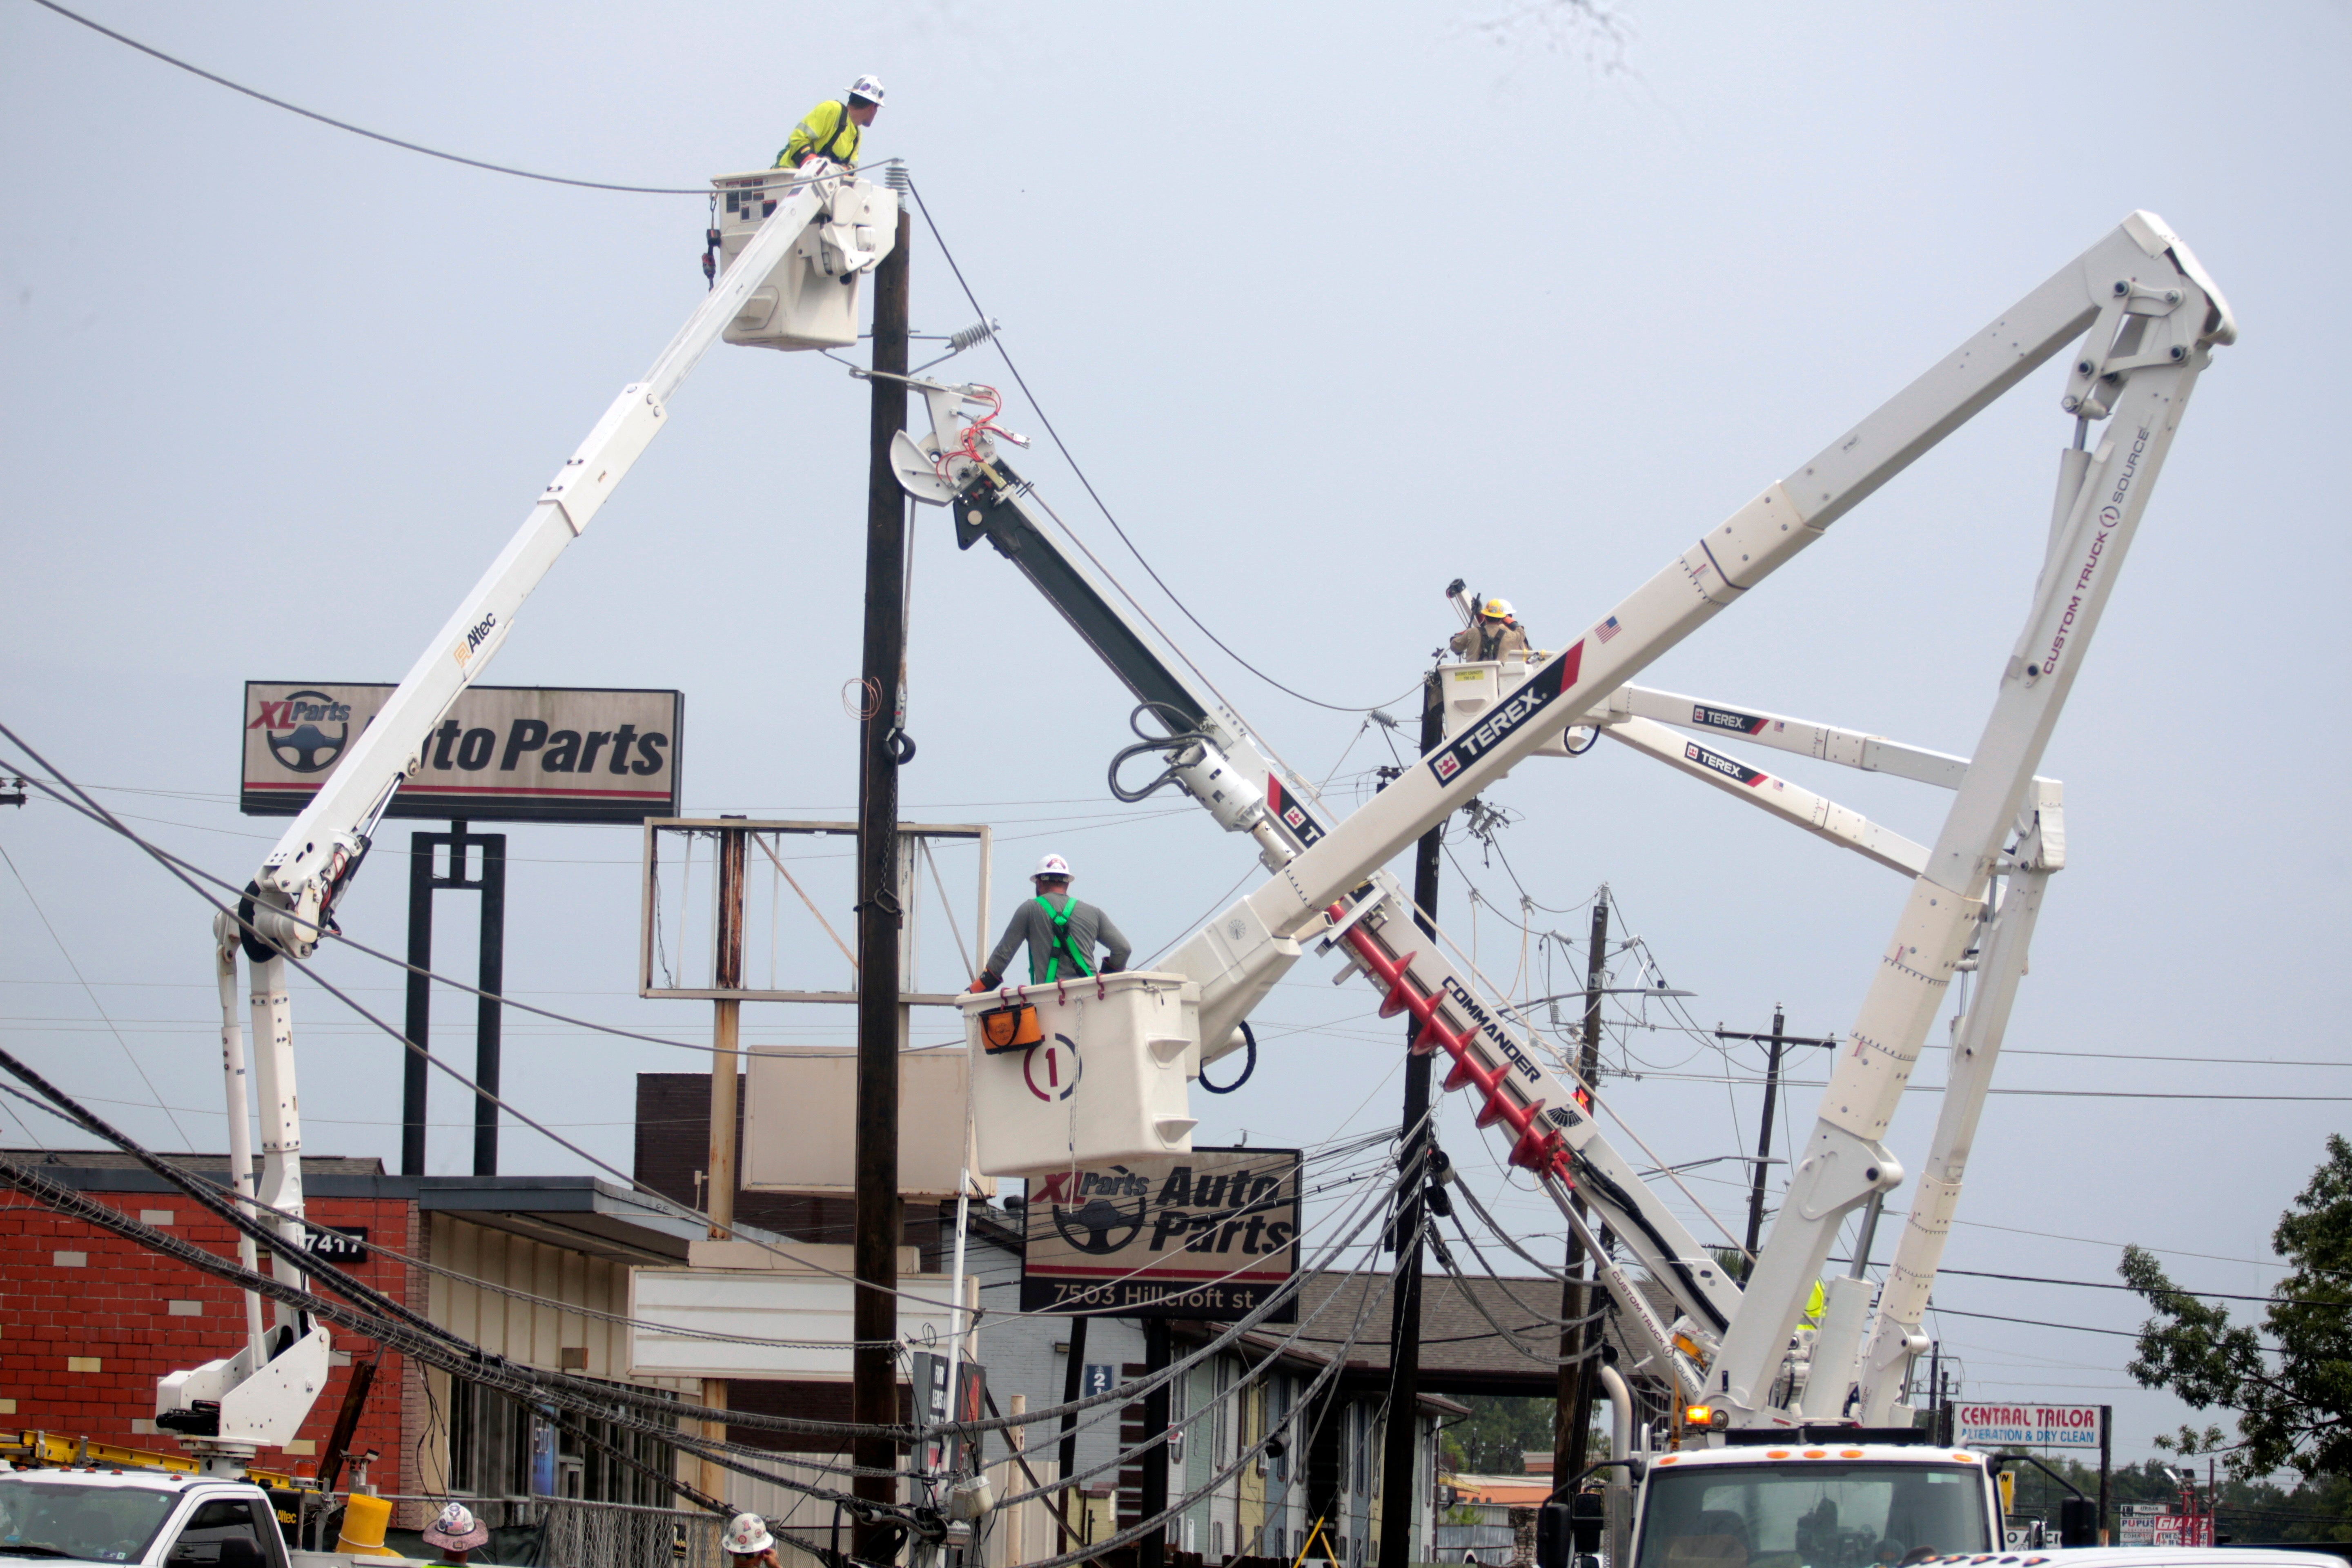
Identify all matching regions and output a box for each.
[1927,1304,2287,1355]
[1939,1266,2341,1309]
[1953,1217,2289,1271]
[902,176,1414,717]
[25,0,710,195]
[0,840,195,1149]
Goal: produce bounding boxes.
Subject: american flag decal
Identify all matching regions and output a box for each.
[1595,616,1621,643]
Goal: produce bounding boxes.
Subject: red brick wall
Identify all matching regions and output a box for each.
[0,1185,414,1491]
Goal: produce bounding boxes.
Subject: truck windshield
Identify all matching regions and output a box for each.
[0,1479,180,1564]
[1635,1462,1989,1568]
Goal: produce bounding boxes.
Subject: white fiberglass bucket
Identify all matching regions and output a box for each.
[962,971,1200,1178]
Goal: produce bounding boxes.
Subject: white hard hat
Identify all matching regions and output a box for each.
[422,1503,488,1552]
[848,74,886,106]
[1034,853,1072,881]
[724,1514,775,1557]
[1481,596,1514,619]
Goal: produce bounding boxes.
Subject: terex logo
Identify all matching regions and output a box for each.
[452,612,499,666]
[1683,742,1768,788]
[1690,704,1768,736]
[1425,641,1584,788]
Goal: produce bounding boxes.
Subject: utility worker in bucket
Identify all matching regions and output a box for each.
[1450,595,1531,662]
[971,854,1133,990]
[776,75,884,172]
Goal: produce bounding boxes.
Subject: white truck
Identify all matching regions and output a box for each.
[0,1466,310,1568]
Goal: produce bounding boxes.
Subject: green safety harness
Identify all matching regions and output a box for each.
[1036,894,1093,981]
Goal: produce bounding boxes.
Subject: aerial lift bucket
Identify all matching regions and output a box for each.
[961,971,1201,1178]
[710,167,898,351]
[1441,654,1578,764]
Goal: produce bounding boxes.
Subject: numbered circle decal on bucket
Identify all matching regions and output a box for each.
[1023,1033,1083,1102]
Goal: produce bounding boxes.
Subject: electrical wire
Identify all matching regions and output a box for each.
[901,176,1416,718]
[0,724,998,1316]
[0,1079,903,1350]
[25,0,720,196]
[0,841,195,1149]
[1935,1266,2342,1310]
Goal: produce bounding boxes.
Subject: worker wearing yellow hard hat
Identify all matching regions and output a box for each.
[1450,596,1531,663]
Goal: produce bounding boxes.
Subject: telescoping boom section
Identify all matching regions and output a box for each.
[927,212,2231,1424]
[165,169,898,1472]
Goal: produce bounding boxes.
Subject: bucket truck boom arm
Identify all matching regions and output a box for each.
[161,171,897,1472]
[243,172,894,959]
[904,212,2229,1423]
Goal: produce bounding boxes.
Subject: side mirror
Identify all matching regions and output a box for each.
[1572,1491,1606,1552]
[1536,1503,1572,1568]
[2059,1495,2098,1548]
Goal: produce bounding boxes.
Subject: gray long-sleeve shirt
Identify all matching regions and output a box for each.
[985,894,1133,983]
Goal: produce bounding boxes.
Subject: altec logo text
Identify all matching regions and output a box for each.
[452,612,498,666]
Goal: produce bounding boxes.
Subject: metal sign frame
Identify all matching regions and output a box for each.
[637,817,990,1003]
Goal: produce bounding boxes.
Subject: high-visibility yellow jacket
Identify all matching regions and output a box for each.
[775,99,861,170]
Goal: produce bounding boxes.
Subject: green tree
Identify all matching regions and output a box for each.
[2120,1134,2352,1483]
[1441,1395,1556,1474]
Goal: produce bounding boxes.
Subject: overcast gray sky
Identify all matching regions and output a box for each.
[5,0,2349,1467]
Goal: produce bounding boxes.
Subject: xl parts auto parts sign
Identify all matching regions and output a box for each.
[1021,1147,1300,1320]
[241,682,682,824]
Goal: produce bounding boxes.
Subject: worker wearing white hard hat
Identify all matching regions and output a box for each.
[722,1513,778,1565]
[1449,594,1530,663]
[421,1502,490,1562]
[970,854,1133,991]
[775,75,884,173]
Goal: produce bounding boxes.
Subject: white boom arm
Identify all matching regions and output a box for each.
[898,211,2228,1422]
[1851,797,2057,1425]
[244,171,890,957]
[1189,211,2230,1422]
[1705,216,2232,1420]
[164,172,897,1467]
[1593,714,1931,877]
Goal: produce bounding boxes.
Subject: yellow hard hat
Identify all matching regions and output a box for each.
[1480,597,1514,620]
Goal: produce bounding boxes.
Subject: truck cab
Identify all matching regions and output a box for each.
[0,1468,290,1568]
[1626,1444,2002,1568]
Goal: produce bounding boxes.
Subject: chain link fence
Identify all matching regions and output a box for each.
[370,1492,724,1568]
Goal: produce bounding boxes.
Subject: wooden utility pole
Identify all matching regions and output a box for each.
[1554,891,1608,1483]
[1742,1008,1784,1263]
[1140,1318,1172,1568]
[701,818,748,1504]
[706,821,748,1242]
[1713,1013,1838,1264]
[852,203,914,1560]
[1377,673,1445,1568]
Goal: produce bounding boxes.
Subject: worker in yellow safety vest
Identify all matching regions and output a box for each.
[776,75,885,172]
